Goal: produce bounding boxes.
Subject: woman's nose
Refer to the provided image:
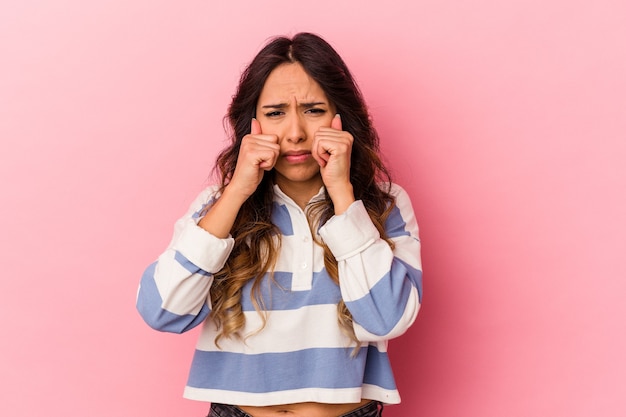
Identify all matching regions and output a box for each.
[285,113,306,143]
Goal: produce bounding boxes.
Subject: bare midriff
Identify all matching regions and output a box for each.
[238,399,372,417]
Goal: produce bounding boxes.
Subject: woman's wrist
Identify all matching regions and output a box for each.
[327,182,355,215]
[197,185,246,238]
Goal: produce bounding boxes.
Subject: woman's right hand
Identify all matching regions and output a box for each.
[198,119,278,238]
[226,118,280,199]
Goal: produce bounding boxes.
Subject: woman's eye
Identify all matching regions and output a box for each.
[306,108,326,115]
[265,111,283,118]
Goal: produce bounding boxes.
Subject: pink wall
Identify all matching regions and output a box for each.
[2,1,625,416]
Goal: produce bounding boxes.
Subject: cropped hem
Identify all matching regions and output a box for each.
[183,385,400,406]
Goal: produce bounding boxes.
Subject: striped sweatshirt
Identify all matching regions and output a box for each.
[137,183,422,406]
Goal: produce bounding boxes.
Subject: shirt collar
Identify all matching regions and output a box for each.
[272,184,326,207]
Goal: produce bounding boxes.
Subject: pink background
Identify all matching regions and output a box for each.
[2,1,625,416]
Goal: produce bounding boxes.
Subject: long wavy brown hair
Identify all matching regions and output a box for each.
[209,33,396,347]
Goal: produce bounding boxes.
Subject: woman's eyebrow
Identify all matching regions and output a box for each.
[261,103,288,109]
[300,101,326,108]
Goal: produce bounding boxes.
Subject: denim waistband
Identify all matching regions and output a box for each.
[339,401,383,417]
[208,401,383,417]
[208,402,250,417]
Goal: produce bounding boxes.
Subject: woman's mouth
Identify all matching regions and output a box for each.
[283,151,311,164]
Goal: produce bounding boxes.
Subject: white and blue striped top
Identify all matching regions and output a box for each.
[137,183,422,406]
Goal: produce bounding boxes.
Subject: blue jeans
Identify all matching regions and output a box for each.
[207,401,383,417]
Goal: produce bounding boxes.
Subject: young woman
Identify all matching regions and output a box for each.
[137,33,423,417]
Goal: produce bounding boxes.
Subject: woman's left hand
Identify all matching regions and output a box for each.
[312,114,355,214]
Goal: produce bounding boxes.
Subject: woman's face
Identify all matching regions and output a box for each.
[255,62,336,195]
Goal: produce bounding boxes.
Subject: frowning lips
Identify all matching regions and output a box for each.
[283,150,312,163]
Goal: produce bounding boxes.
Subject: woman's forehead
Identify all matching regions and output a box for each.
[258,63,328,105]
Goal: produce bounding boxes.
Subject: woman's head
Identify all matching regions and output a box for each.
[218,32,387,193]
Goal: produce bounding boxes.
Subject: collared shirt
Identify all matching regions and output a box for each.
[137,183,422,406]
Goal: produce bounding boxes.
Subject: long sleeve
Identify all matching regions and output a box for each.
[318,184,422,342]
[136,186,235,333]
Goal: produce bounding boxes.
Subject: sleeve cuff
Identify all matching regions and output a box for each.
[318,200,380,261]
[173,217,234,272]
